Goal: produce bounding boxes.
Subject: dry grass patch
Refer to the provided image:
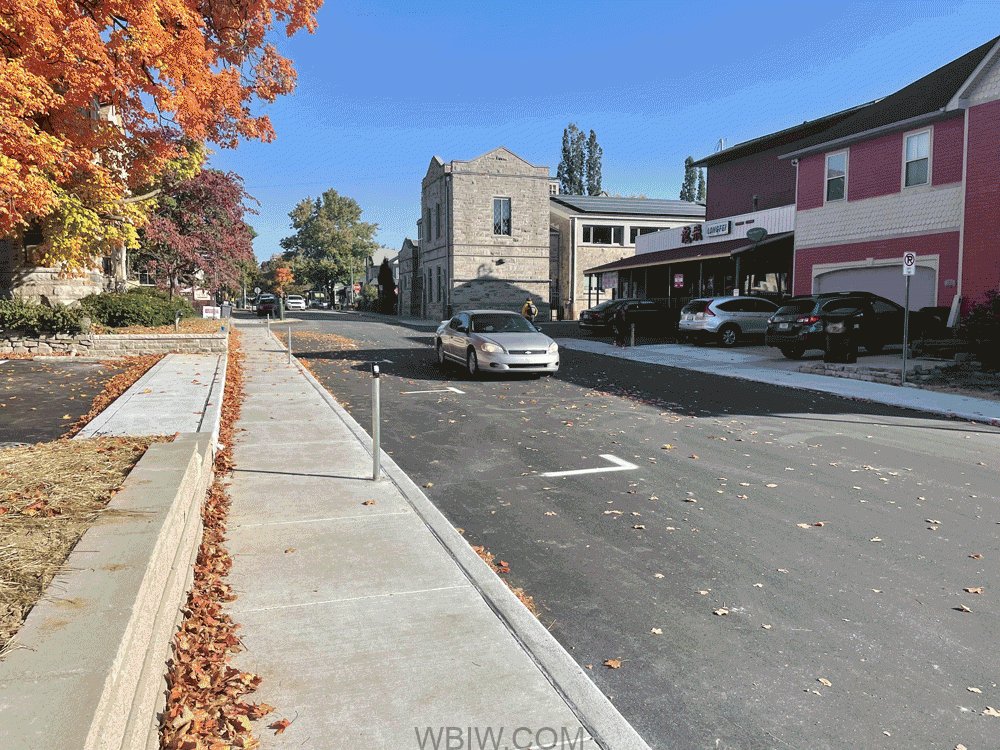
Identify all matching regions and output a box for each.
[0,436,171,653]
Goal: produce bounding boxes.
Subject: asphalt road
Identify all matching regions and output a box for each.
[283,311,1000,750]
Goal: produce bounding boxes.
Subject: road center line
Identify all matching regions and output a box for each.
[540,454,639,478]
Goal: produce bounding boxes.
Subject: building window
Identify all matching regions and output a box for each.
[426,209,432,242]
[826,151,847,202]
[629,227,666,244]
[583,225,624,245]
[138,269,155,286]
[435,203,441,239]
[436,266,442,302]
[905,130,930,187]
[493,197,511,236]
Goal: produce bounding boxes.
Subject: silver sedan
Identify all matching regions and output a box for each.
[435,310,559,377]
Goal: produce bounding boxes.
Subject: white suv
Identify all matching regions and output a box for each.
[678,296,779,347]
[285,295,306,311]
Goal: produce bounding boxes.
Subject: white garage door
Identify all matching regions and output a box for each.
[815,265,936,308]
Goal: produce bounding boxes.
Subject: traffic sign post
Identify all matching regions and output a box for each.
[901,252,916,385]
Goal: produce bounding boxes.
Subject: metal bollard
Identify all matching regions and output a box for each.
[371,363,381,480]
[266,314,270,334]
[174,309,182,333]
[630,323,635,348]
[288,325,292,365]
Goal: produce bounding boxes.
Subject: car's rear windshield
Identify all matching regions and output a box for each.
[774,299,816,316]
[681,299,711,313]
[589,300,618,312]
[470,314,534,333]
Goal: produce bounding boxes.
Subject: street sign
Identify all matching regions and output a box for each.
[254,286,261,294]
[673,273,684,289]
[353,283,361,293]
[903,252,916,276]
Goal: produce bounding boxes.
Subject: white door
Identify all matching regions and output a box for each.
[815,265,936,308]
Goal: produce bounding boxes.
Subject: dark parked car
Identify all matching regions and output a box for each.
[764,291,936,359]
[255,294,279,317]
[578,298,671,335]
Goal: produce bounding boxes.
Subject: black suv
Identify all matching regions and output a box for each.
[578,298,671,335]
[765,291,934,359]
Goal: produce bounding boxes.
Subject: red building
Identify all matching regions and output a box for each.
[781,35,1000,315]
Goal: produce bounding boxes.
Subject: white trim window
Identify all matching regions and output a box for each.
[904,129,931,187]
[493,197,511,236]
[826,151,847,202]
[582,225,624,245]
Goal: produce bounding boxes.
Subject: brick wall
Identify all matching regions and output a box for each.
[932,115,965,185]
[961,97,1000,310]
[848,132,903,201]
[796,153,826,211]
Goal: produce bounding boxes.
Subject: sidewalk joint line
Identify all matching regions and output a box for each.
[232,584,470,613]
[236,510,411,527]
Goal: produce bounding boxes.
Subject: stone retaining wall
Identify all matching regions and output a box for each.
[0,434,216,750]
[797,361,946,386]
[0,332,227,357]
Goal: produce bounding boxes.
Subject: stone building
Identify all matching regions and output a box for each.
[412,147,551,320]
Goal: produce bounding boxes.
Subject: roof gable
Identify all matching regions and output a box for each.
[458,146,546,171]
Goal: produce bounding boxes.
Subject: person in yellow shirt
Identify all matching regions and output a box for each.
[521,298,538,324]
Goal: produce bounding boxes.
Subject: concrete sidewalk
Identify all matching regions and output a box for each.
[557,337,1000,425]
[223,323,648,750]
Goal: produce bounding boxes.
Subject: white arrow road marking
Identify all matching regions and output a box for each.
[541,454,639,478]
[400,386,466,394]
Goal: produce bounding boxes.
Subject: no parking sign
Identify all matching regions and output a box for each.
[902,251,916,276]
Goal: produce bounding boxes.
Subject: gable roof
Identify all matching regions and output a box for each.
[781,35,1000,160]
[691,102,872,169]
[550,195,705,218]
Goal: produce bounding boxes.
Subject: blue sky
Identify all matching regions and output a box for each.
[206,1,1000,262]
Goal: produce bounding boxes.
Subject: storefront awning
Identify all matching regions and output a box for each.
[729,231,794,256]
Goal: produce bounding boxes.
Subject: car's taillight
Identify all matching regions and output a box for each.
[703,302,716,317]
[796,315,820,324]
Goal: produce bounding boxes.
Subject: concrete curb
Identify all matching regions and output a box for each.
[290,354,652,750]
[0,434,216,750]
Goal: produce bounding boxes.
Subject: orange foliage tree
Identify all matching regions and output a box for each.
[0,0,321,270]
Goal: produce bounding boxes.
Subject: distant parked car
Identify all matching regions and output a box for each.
[285,294,306,311]
[764,291,937,359]
[678,296,780,347]
[309,298,329,309]
[436,310,559,378]
[578,298,671,335]
[255,294,278,317]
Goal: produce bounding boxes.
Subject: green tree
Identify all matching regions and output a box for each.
[280,189,379,300]
[679,156,697,202]
[586,130,603,196]
[697,168,706,203]
[557,124,586,195]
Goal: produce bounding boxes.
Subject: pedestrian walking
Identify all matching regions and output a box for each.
[522,297,538,324]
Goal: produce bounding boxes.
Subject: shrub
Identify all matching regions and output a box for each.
[0,297,86,335]
[79,288,196,328]
[958,290,1000,371]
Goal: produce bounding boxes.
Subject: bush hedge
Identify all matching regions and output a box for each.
[959,290,1000,371]
[79,288,196,328]
[0,297,86,335]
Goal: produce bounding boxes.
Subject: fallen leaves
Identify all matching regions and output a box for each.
[984,707,1000,717]
[604,659,622,669]
[963,587,984,594]
[713,608,729,616]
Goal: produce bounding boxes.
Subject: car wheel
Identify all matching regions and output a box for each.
[436,340,447,367]
[864,341,885,354]
[780,345,806,360]
[466,349,479,378]
[719,325,740,347]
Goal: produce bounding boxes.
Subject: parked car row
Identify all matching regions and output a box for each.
[764,291,944,359]
[575,290,946,358]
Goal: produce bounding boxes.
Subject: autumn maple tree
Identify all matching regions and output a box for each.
[134,168,257,299]
[0,0,321,270]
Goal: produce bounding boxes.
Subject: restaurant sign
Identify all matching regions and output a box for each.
[705,220,731,237]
